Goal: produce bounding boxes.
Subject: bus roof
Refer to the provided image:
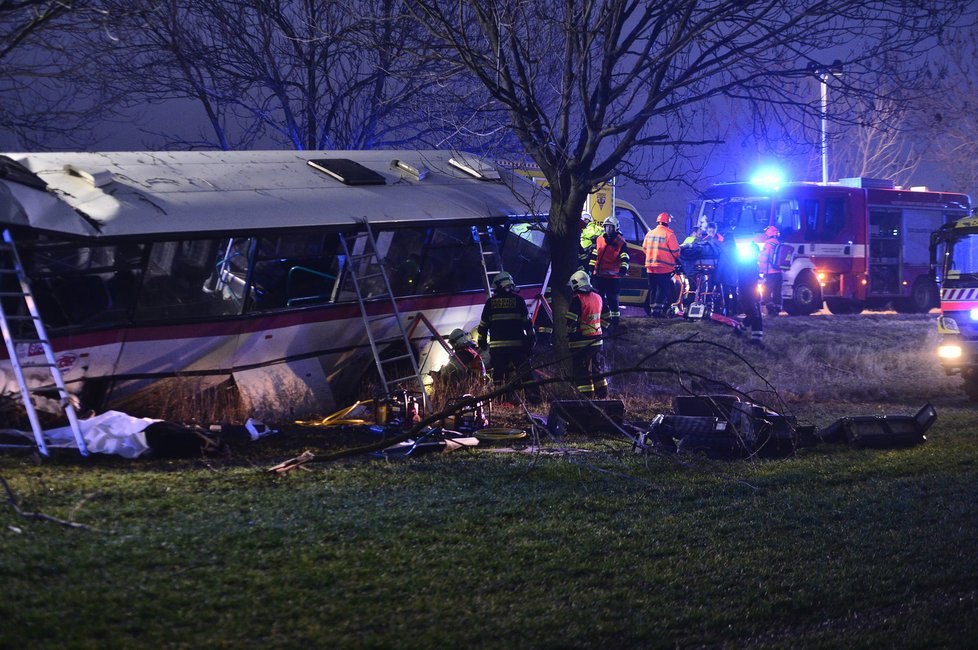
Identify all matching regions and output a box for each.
[0,150,549,239]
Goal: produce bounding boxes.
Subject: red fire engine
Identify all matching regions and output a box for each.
[689,176,972,315]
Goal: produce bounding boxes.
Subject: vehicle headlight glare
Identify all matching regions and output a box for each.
[938,344,963,360]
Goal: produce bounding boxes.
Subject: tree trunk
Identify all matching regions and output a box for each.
[545,195,588,382]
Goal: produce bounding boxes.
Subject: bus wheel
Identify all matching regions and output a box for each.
[896,279,937,313]
[785,275,822,316]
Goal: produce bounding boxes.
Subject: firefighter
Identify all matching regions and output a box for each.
[566,270,609,398]
[445,328,487,379]
[756,225,783,315]
[588,215,629,329]
[642,212,681,318]
[579,212,603,270]
[477,272,536,400]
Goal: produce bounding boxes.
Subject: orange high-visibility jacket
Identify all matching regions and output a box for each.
[642,224,680,273]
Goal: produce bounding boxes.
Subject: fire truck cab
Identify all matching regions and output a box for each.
[690,176,971,315]
[932,215,978,400]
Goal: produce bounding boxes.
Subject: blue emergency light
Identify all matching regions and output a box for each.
[749,167,785,191]
[736,240,760,262]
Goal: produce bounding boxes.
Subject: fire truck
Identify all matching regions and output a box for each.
[690,176,972,315]
[932,215,978,400]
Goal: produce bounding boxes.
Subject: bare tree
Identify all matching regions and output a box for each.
[926,24,978,196]
[0,0,110,148]
[405,0,974,360]
[86,0,450,150]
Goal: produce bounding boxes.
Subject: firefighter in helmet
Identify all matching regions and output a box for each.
[642,212,681,317]
[588,214,630,329]
[566,270,610,398]
[756,225,784,315]
[445,328,487,379]
[477,272,536,400]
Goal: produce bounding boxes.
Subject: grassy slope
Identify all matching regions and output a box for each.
[2,313,977,649]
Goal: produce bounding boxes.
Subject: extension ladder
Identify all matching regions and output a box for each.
[472,225,504,296]
[339,220,427,410]
[0,229,88,457]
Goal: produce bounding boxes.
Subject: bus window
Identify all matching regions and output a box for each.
[499,221,549,286]
[249,233,341,309]
[20,240,145,331]
[135,239,245,321]
[414,226,485,294]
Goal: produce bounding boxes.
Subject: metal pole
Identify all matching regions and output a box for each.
[820,73,828,184]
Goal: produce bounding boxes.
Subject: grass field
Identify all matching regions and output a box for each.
[2,312,977,648]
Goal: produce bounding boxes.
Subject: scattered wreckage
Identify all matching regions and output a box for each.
[1,389,937,465]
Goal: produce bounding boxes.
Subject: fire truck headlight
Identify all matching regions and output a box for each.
[938,344,963,360]
[971,308,978,321]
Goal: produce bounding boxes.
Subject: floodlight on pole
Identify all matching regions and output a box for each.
[807,59,843,184]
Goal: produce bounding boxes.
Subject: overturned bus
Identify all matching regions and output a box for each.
[0,150,550,418]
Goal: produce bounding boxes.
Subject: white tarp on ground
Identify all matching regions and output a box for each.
[1,411,159,458]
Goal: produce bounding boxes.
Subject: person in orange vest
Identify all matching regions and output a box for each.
[588,215,630,329]
[642,212,681,318]
[755,225,783,315]
[566,270,610,398]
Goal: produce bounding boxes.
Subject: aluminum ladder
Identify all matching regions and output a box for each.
[0,229,88,457]
[339,221,427,409]
[472,225,504,296]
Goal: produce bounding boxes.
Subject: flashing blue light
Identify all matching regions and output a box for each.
[749,168,785,191]
[736,240,760,262]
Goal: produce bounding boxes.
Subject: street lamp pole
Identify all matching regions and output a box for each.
[808,59,843,184]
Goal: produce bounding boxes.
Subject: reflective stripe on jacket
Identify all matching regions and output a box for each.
[643,224,680,273]
[477,291,533,349]
[566,290,608,349]
[590,232,630,278]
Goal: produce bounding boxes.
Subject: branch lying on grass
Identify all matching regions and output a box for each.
[0,476,105,533]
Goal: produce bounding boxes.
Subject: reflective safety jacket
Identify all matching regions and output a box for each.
[579,220,604,266]
[642,224,680,274]
[566,290,609,349]
[590,232,630,278]
[755,234,781,275]
[477,290,534,349]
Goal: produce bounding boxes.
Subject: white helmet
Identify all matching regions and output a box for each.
[581,212,593,223]
[447,328,471,347]
[492,271,515,290]
[568,269,591,291]
[604,215,620,232]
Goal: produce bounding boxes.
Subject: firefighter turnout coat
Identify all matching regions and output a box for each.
[477,290,534,351]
